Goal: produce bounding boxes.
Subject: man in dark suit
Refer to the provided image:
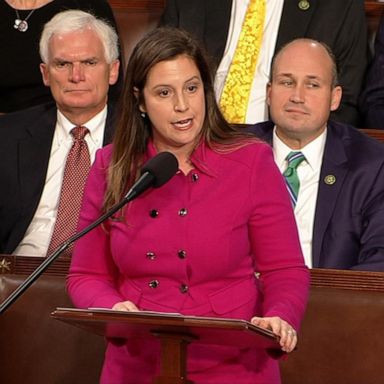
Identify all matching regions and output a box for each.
[0,10,120,256]
[161,0,368,126]
[249,38,384,271]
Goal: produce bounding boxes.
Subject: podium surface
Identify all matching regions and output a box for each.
[52,308,281,384]
[52,307,280,349]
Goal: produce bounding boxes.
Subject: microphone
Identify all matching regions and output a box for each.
[124,151,179,201]
[0,151,179,314]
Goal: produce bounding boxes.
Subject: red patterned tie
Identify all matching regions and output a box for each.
[47,126,91,257]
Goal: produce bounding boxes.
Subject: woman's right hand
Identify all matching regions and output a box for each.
[112,300,139,312]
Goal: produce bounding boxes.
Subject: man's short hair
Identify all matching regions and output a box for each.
[270,38,339,88]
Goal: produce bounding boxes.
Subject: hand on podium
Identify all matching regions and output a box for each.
[251,316,297,353]
[112,300,139,312]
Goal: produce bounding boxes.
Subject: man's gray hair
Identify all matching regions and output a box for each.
[39,9,119,64]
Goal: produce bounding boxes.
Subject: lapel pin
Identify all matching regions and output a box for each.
[298,0,310,11]
[324,175,336,185]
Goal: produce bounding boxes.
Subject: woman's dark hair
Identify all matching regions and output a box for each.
[104,27,251,212]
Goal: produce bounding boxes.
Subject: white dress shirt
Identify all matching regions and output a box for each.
[14,106,108,257]
[215,0,284,123]
[273,128,327,267]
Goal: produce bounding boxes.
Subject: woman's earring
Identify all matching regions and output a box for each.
[140,112,146,118]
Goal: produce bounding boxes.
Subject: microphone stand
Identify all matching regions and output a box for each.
[0,149,178,315]
[0,186,138,315]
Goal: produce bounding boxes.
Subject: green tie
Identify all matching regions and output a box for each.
[283,151,305,207]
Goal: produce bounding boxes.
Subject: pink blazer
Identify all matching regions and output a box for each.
[68,140,309,384]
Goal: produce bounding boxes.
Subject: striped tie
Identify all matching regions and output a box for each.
[283,151,305,207]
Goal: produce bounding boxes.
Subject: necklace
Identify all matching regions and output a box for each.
[14,8,36,32]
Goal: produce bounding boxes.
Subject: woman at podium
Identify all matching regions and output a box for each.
[67,27,309,384]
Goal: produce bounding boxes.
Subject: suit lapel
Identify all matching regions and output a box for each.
[247,121,274,144]
[204,0,233,65]
[276,0,318,51]
[173,0,232,66]
[18,106,56,224]
[103,103,116,145]
[312,122,349,267]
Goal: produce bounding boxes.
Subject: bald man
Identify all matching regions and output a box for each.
[249,39,384,271]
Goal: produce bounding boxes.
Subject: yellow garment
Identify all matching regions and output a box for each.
[220,0,266,123]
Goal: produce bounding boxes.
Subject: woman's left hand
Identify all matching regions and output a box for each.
[250,316,297,353]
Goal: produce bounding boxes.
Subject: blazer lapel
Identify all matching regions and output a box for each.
[276,0,318,50]
[312,122,349,267]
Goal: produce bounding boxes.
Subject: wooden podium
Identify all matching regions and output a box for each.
[51,308,281,384]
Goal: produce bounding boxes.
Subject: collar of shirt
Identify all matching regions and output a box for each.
[55,106,108,148]
[272,126,327,174]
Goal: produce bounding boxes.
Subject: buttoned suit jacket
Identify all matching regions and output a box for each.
[0,102,116,254]
[247,120,384,271]
[161,0,368,125]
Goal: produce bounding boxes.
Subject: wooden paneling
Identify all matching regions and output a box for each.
[361,128,384,142]
[0,254,70,276]
[108,0,165,67]
[365,0,384,36]
[108,0,165,9]
[2,259,384,384]
[281,268,384,384]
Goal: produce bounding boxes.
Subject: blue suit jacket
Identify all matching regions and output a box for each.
[248,120,384,271]
[0,102,116,254]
